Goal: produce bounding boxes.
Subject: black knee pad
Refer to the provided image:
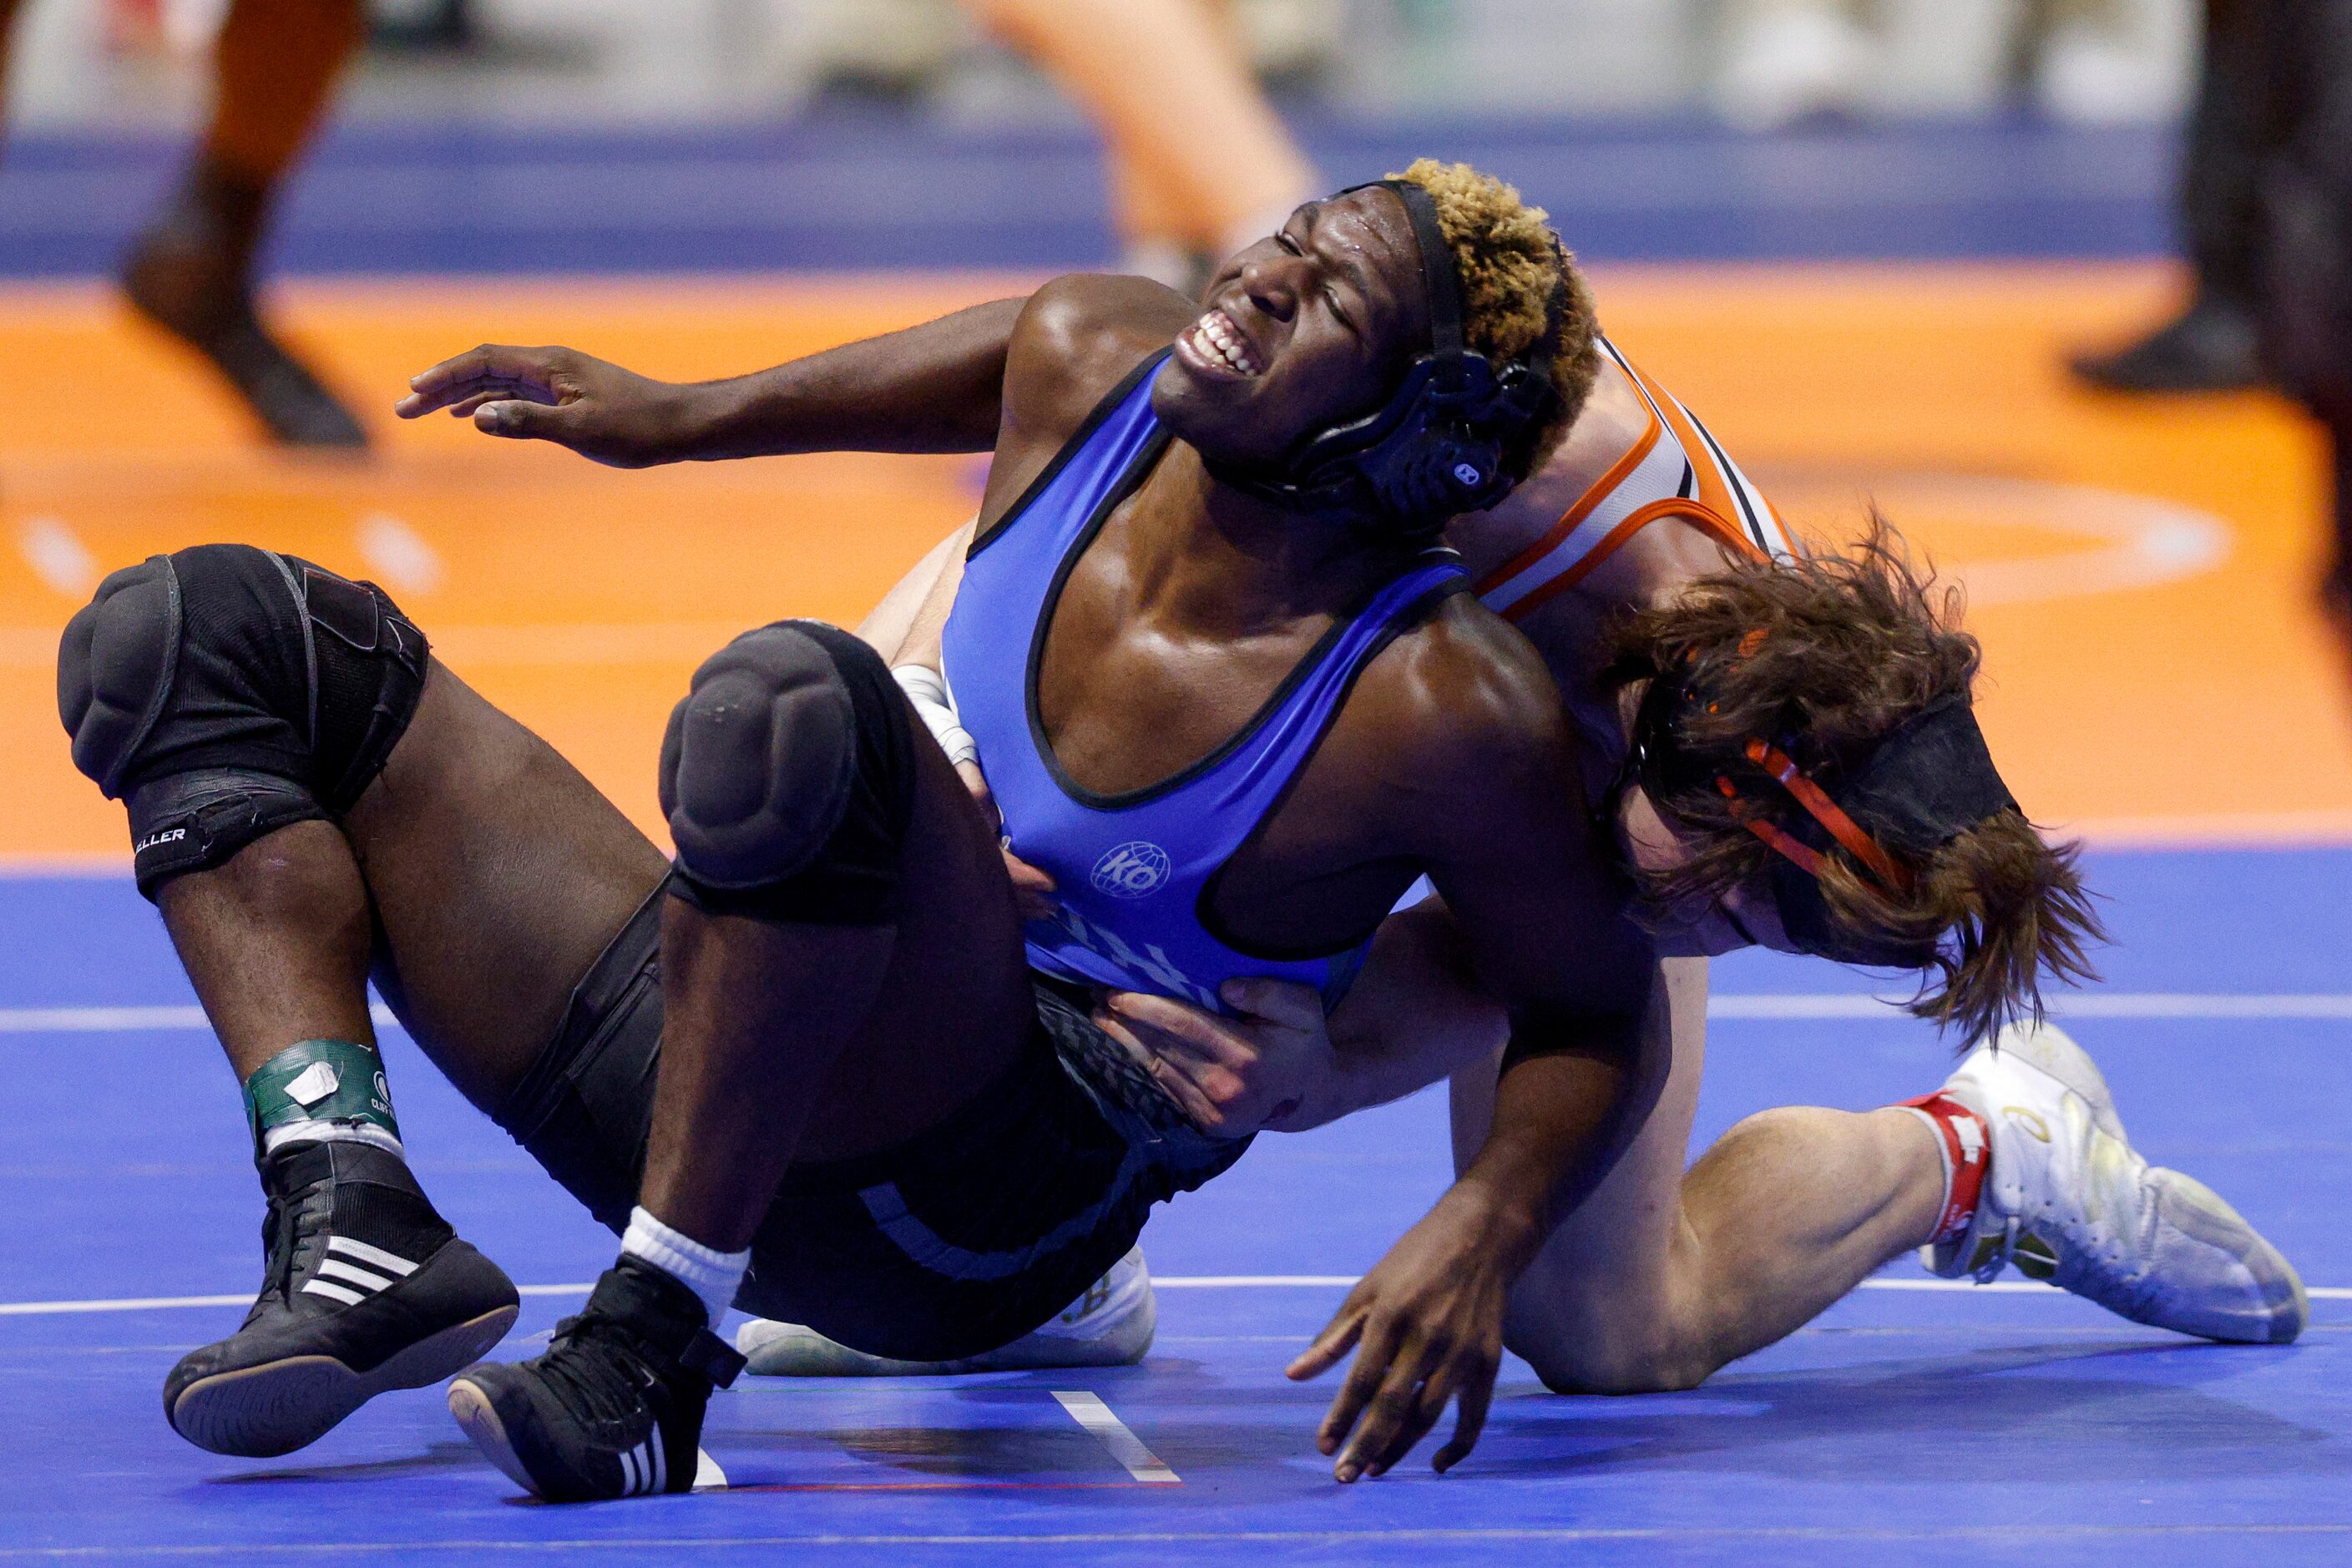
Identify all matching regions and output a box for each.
[660,620,916,926]
[56,544,430,898]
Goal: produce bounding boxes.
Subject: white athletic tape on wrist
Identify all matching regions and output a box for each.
[893,663,979,769]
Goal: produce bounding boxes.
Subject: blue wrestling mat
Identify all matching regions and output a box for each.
[2,845,2345,1565]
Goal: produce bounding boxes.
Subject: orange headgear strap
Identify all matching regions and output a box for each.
[1716,774,1824,876]
[1703,626,1911,896]
[1718,739,1912,894]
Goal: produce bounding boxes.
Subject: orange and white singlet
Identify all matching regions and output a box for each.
[1473,338,1796,624]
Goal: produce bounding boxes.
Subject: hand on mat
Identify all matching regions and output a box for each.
[1287,1185,1511,1480]
[954,759,1059,921]
[396,344,695,468]
[1090,978,1328,1136]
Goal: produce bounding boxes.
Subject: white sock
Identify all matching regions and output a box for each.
[621,1206,749,1328]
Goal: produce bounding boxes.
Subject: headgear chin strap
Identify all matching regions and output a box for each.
[1754,696,2016,967]
[1206,177,1563,540]
[1636,667,2016,968]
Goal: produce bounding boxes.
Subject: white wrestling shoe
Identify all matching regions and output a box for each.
[1922,1019,2307,1343]
[734,1247,1156,1376]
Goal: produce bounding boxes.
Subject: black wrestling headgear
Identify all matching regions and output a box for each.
[1206,177,1564,541]
[1635,675,2017,968]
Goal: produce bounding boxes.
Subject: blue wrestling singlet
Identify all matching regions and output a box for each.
[941,352,1467,1015]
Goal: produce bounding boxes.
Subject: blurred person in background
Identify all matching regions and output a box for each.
[2076,2,2352,671]
[2072,0,2266,392]
[800,0,1325,291]
[2230,3,2352,675]
[28,0,372,445]
[1715,0,2192,131]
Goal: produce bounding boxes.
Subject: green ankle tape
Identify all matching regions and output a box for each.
[242,1038,401,1152]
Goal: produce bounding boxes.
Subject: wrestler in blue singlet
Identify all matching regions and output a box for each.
[942,352,1466,1016]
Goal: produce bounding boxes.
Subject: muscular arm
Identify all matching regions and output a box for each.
[1289,600,1656,1479]
[1401,610,1652,1247]
[397,297,1029,468]
[685,299,1028,459]
[400,269,1201,478]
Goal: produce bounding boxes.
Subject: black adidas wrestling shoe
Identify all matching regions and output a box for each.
[164,1140,519,1458]
[447,1257,744,1502]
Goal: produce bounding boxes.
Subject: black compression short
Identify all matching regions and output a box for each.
[490,880,1249,1363]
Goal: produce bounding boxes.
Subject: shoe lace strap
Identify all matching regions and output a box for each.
[1968,1215,2021,1284]
[542,1309,670,1424]
[258,1181,312,1299]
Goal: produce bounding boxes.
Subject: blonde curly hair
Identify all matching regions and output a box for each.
[1390,157,1601,478]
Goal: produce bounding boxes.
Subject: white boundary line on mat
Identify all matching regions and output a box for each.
[1051,1391,1180,1484]
[1707,993,2352,1019]
[3,1277,2345,1317]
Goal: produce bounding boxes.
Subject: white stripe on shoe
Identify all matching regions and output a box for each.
[300,1278,366,1307]
[620,1437,659,1496]
[314,1258,397,1293]
[326,1237,420,1277]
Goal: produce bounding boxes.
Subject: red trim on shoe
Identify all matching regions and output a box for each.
[1898,1092,1990,1244]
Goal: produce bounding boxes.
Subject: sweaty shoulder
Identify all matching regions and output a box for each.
[979,275,1198,531]
[1347,591,1576,808]
[999,276,1196,443]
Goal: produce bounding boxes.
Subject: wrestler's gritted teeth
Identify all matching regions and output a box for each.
[1158,276,1364,463]
[1175,302,1268,382]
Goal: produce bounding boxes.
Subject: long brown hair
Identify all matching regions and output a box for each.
[1603,514,2104,1044]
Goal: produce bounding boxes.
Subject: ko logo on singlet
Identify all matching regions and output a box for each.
[1090,841,1171,899]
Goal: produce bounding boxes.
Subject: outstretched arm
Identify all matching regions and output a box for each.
[394,296,1028,468]
[1287,604,1656,1481]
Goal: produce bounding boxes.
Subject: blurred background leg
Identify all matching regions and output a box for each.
[119,0,370,447]
[2252,0,2352,672]
[965,0,1317,276]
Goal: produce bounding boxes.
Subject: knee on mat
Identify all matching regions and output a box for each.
[1516,1329,1716,1398]
[660,620,916,927]
[55,543,430,900]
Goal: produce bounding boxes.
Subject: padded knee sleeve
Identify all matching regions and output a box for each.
[55,544,430,898]
[58,555,182,798]
[660,620,915,926]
